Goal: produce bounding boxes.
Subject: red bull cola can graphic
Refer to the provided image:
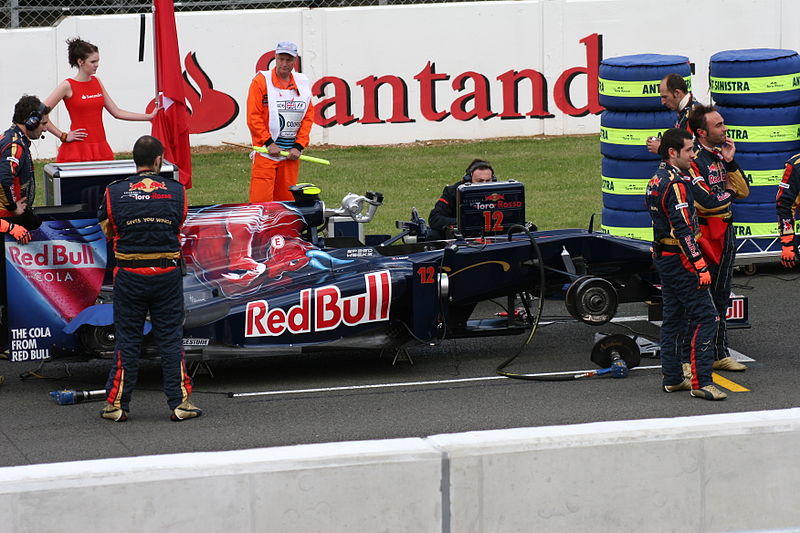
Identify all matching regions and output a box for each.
[5,219,107,361]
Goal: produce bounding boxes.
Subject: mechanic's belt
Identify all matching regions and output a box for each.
[658,232,701,247]
[116,258,180,268]
[698,214,733,225]
[653,241,681,255]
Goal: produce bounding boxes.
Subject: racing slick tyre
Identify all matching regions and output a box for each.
[710,48,800,107]
[715,104,800,153]
[565,276,618,325]
[599,54,692,111]
[733,150,794,204]
[601,207,652,241]
[601,157,659,210]
[600,110,675,160]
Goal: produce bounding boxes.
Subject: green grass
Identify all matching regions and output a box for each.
[36,135,603,237]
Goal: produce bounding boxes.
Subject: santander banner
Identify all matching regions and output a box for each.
[4,0,797,157]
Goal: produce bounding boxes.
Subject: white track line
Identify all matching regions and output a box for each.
[231,365,663,398]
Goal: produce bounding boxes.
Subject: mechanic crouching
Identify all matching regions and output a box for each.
[646,128,726,401]
[98,136,202,422]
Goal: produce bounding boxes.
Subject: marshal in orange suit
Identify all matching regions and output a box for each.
[246,41,315,202]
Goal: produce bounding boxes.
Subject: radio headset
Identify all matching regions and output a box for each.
[24,101,47,135]
[462,160,497,182]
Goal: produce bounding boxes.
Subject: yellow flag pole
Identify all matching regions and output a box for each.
[222,141,330,166]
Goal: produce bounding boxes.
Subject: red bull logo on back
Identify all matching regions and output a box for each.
[129,178,168,193]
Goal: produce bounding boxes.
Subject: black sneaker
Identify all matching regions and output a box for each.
[100,402,128,422]
[171,400,203,421]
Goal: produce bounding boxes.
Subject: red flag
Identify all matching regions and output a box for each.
[152,0,192,188]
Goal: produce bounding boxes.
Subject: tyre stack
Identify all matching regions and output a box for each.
[709,48,800,252]
[599,54,692,240]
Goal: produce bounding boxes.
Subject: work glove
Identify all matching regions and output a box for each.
[7,223,31,244]
[694,258,711,290]
[781,234,797,269]
[0,219,31,244]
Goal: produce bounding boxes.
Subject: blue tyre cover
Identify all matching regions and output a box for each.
[599,54,691,111]
[600,110,675,160]
[733,150,795,203]
[716,104,800,153]
[710,49,800,107]
[601,157,659,210]
[601,207,652,241]
[731,202,779,240]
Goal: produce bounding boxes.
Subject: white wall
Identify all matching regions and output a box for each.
[3,409,800,532]
[2,0,800,158]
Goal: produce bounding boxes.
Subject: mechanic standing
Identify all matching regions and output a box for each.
[98,135,201,422]
[0,95,50,243]
[776,153,800,268]
[686,105,749,372]
[246,41,314,203]
[428,159,496,239]
[647,73,701,154]
[646,128,725,400]
[647,72,700,154]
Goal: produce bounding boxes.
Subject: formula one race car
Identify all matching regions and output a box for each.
[3,181,659,364]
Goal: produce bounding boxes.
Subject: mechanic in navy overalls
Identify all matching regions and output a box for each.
[97,135,202,422]
[646,128,726,401]
[686,105,749,373]
[776,153,800,269]
[0,95,50,242]
[646,73,701,155]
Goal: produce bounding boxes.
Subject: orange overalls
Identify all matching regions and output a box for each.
[246,69,314,202]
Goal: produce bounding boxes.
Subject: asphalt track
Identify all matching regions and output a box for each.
[0,264,797,467]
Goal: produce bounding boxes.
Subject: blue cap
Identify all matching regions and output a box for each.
[275,41,298,57]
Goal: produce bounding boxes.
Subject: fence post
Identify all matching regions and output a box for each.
[9,0,20,28]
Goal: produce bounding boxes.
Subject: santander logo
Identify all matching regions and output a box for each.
[245,271,392,337]
[147,52,239,134]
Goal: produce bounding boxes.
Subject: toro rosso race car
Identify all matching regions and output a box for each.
[3,180,659,364]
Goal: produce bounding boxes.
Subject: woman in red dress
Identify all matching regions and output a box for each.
[44,38,157,163]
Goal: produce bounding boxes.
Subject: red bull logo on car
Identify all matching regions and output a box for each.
[245,271,391,337]
[7,243,97,270]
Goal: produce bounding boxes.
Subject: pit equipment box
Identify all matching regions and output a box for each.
[456,180,526,237]
[43,159,179,209]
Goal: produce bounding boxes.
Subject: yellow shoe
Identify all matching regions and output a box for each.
[100,402,128,422]
[171,400,203,421]
[690,385,728,401]
[682,363,693,381]
[663,379,691,393]
[712,356,746,371]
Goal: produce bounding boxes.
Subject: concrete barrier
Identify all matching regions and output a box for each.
[0,438,443,533]
[2,409,800,532]
[429,409,800,533]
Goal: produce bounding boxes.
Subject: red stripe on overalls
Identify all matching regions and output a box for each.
[178,352,192,401]
[106,350,125,406]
